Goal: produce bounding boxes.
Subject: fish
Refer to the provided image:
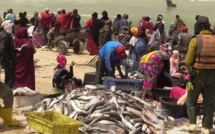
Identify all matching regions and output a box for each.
[126,94,151,107]
[78,96,96,101]
[70,100,87,114]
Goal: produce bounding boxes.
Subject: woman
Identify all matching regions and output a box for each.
[14,27,36,90]
[170,50,182,77]
[82,12,104,55]
[53,54,82,93]
[140,43,172,101]
[129,23,148,72]
[31,12,43,48]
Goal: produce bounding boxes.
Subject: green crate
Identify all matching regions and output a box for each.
[25,111,83,134]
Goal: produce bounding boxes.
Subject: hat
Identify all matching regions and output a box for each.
[197,16,209,25]
[44,7,49,11]
[181,26,188,32]
[116,46,125,60]
[57,9,61,12]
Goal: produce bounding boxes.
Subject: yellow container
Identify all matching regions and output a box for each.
[25,111,83,134]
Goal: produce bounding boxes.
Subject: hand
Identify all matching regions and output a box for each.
[70,61,75,66]
[119,73,125,79]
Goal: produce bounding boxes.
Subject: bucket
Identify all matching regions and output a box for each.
[160,97,187,118]
[153,88,171,101]
[83,72,96,85]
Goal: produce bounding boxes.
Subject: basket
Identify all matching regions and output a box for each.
[160,97,187,118]
[102,77,143,91]
[25,111,83,134]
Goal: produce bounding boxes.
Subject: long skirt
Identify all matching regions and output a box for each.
[86,34,99,55]
[32,34,43,47]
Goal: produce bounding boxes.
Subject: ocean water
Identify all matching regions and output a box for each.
[1,0,215,34]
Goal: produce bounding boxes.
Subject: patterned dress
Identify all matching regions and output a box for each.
[140,50,170,100]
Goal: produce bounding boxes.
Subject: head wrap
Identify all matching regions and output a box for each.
[123,13,129,19]
[57,9,62,12]
[160,43,172,56]
[14,27,30,48]
[15,27,28,38]
[172,50,179,59]
[1,20,14,34]
[181,26,188,32]
[116,46,125,60]
[130,27,138,35]
[56,54,67,67]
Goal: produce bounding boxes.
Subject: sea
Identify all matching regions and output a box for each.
[1,0,215,34]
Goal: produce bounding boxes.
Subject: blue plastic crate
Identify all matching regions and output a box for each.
[102,77,143,91]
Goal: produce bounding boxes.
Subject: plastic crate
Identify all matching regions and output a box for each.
[103,77,143,91]
[25,111,83,134]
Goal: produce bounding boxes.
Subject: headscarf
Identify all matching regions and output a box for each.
[160,43,172,56]
[134,21,148,44]
[56,54,67,67]
[1,20,14,34]
[123,13,129,19]
[14,27,30,48]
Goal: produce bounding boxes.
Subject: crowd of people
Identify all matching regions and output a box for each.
[0,7,215,133]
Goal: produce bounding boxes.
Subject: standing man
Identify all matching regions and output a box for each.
[185,16,214,134]
[69,9,81,29]
[41,8,52,46]
[95,41,125,84]
[0,81,20,126]
[172,15,186,46]
[0,22,18,89]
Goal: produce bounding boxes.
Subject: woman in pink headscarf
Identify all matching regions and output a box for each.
[52,54,82,93]
[14,27,36,90]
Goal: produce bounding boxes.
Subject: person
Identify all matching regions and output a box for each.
[147,22,167,52]
[100,10,109,22]
[0,23,18,89]
[5,9,16,22]
[170,50,182,78]
[14,27,36,90]
[140,43,172,101]
[112,14,121,38]
[82,12,104,55]
[194,15,200,35]
[99,19,112,48]
[58,9,72,33]
[154,14,165,31]
[43,23,60,50]
[0,81,20,126]
[41,8,52,46]
[168,22,174,37]
[31,12,43,48]
[95,41,126,84]
[53,54,82,93]
[172,15,186,45]
[18,12,27,27]
[119,13,130,34]
[128,24,148,72]
[185,16,215,134]
[13,20,21,34]
[69,9,81,29]
[175,26,192,57]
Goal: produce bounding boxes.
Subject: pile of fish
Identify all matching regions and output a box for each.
[29,85,174,134]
